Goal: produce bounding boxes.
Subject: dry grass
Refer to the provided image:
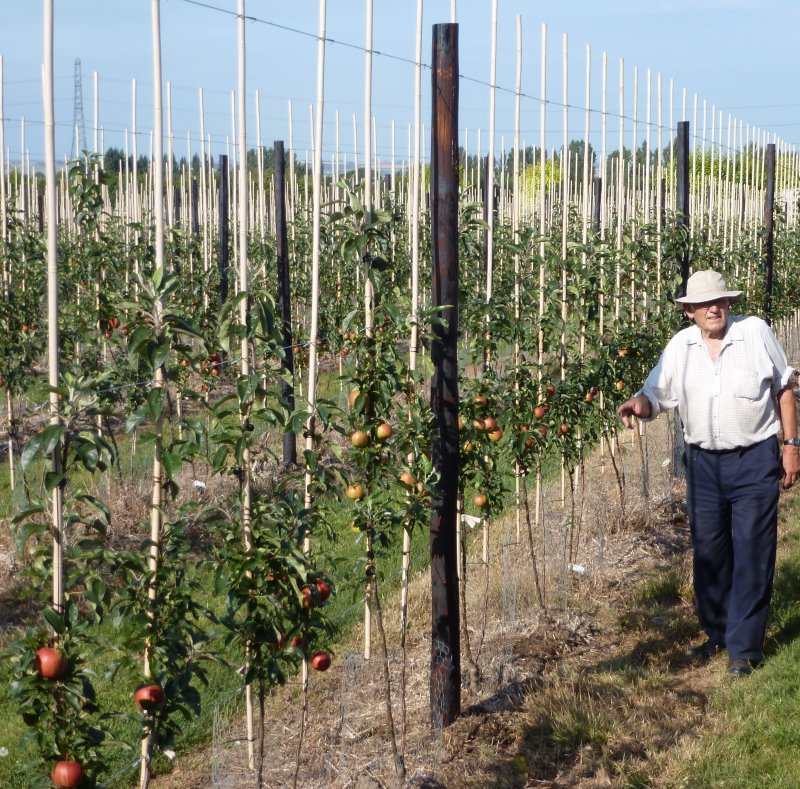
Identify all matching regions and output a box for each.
[145,413,742,788]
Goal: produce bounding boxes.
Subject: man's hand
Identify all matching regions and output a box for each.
[782,446,800,488]
[617,395,652,429]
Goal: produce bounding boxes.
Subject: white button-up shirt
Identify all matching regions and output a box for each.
[638,316,793,450]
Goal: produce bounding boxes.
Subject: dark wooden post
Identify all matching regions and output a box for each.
[763,143,776,325]
[274,141,296,465]
[191,177,199,236]
[430,22,460,730]
[173,185,181,226]
[218,154,230,306]
[660,177,666,230]
[676,121,690,299]
[592,178,602,233]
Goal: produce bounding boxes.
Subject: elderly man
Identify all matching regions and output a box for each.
[618,269,800,676]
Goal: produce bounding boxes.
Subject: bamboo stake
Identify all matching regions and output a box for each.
[43,0,64,631]
[1,57,8,302]
[401,0,423,650]
[303,0,326,553]
[615,58,624,321]
[559,33,568,511]
[631,65,638,226]
[669,78,674,212]
[485,0,498,311]
[141,5,166,786]
[513,16,522,544]
[166,82,173,227]
[234,1,256,772]
[644,69,651,227]
[690,93,697,230]
[580,44,591,355]
[480,0,499,567]
[656,72,663,302]
[362,0,374,661]
[255,91,265,245]
[534,22,547,603]
[288,99,296,225]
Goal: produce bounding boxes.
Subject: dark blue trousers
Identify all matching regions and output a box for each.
[684,438,780,661]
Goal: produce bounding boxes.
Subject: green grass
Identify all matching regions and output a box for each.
[670,501,800,788]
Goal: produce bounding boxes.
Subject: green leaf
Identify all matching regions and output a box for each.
[44,472,66,492]
[40,423,67,456]
[21,433,43,471]
[42,607,66,634]
[162,451,181,481]
[13,519,48,555]
[125,408,147,434]
[150,341,171,370]
[75,494,111,521]
[152,265,165,290]
[147,387,165,421]
[127,325,153,358]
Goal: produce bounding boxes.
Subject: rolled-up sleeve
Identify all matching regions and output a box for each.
[637,346,679,421]
[761,324,794,394]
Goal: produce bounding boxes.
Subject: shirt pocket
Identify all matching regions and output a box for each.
[732,371,765,400]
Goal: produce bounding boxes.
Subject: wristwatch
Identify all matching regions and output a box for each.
[784,438,800,446]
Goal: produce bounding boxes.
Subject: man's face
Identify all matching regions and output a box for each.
[684,298,731,337]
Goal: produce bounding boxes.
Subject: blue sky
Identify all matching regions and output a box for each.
[1,0,797,166]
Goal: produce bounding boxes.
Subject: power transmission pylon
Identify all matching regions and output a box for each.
[73,57,86,159]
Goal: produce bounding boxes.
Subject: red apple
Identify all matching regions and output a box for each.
[36,647,67,680]
[473,492,489,509]
[483,416,498,431]
[399,470,415,487]
[533,405,546,420]
[311,651,331,671]
[350,430,369,448]
[315,579,332,602]
[488,428,503,442]
[300,585,315,608]
[375,422,393,441]
[135,683,165,711]
[290,635,303,648]
[51,760,83,788]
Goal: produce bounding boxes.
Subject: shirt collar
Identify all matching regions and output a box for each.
[685,317,742,347]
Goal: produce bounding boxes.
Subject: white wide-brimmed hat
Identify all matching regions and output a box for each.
[674,269,743,305]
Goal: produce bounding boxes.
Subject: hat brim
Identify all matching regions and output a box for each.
[675,290,743,305]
